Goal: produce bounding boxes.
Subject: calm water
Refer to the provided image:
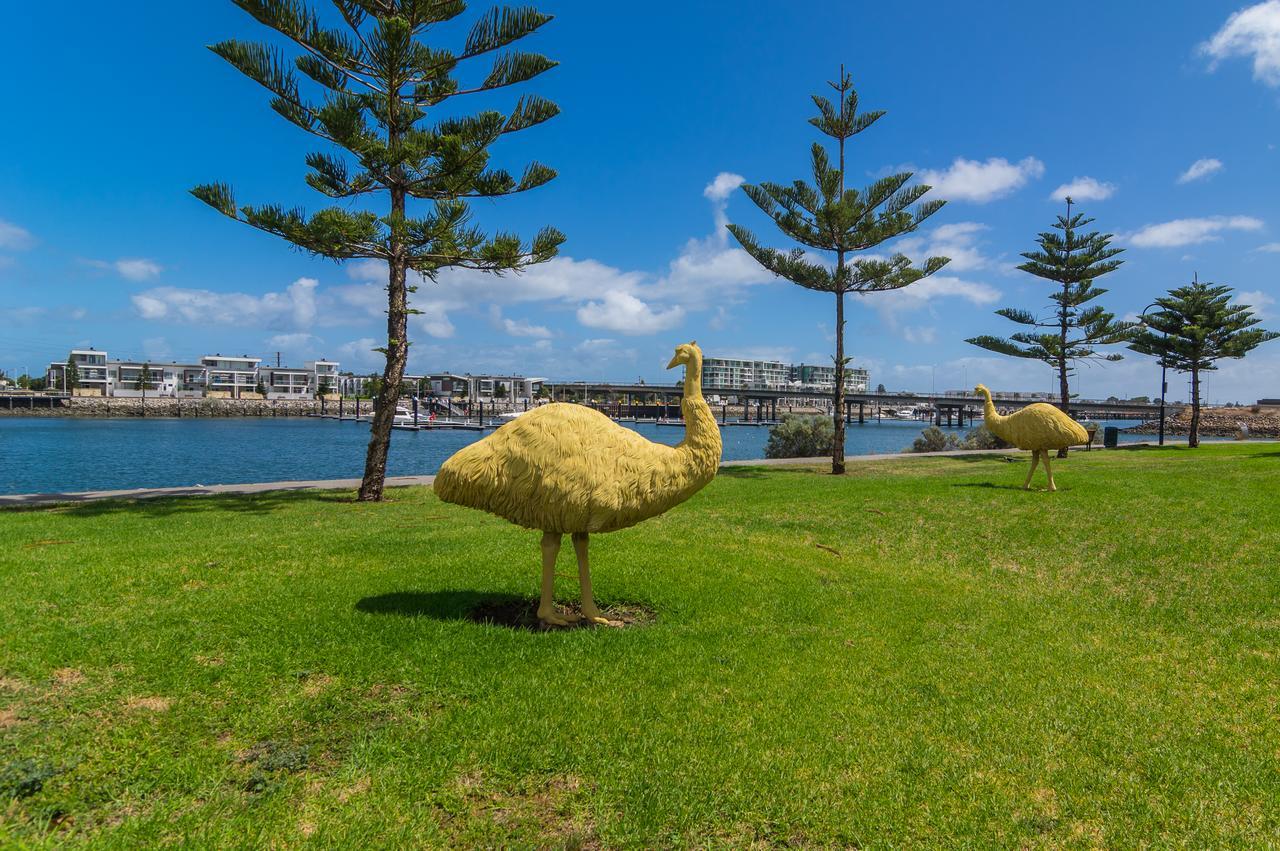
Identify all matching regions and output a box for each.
[0,416,1151,495]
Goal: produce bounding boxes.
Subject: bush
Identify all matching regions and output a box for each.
[958,424,1010,450]
[910,426,958,453]
[908,424,1009,453]
[765,414,834,459]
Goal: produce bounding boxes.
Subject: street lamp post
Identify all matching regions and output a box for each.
[1140,303,1168,446]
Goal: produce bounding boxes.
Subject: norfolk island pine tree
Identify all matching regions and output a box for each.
[1129,278,1278,447]
[192,0,565,500]
[967,197,1132,455]
[727,67,949,474]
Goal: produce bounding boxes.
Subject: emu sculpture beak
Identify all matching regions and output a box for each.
[666,351,682,369]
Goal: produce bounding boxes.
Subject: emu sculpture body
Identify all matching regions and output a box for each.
[434,342,722,625]
[975,383,1089,491]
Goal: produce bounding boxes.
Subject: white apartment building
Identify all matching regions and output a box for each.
[789,363,870,394]
[47,349,340,399]
[202,355,262,397]
[702,357,792,390]
[702,357,869,393]
[46,349,111,395]
[469,374,544,400]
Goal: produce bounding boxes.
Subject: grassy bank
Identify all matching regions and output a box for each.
[2,444,1278,846]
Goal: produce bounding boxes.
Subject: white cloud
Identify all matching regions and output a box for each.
[703,172,745,204]
[1177,158,1224,184]
[859,274,1002,343]
[0,220,34,251]
[917,156,1045,203]
[1048,176,1116,202]
[902,326,938,344]
[336,338,382,371]
[894,222,994,273]
[339,175,773,338]
[1236,289,1276,318]
[1254,242,1280,252]
[142,337,172,361]
[577,290,686,335]
[488,305,553,339]
[1200,1,1280,86]
[86,257,164,281]
[132,277,319,328]
[10,307,46,325]
[1127,215,1264,248]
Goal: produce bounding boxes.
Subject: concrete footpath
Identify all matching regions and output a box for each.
[0,448,1042,508]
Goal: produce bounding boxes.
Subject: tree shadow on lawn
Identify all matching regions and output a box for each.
[4,489,357,519]
[355,590,656,631]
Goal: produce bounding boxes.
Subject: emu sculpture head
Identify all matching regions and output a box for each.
[666,341,702,371]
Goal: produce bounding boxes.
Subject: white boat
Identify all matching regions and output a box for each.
[393,405,416,425]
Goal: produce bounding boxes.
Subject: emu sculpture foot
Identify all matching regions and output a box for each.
[580,606,610,626]
[537,607,579,627]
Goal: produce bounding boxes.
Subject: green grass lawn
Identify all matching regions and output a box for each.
[2,444,1279,847]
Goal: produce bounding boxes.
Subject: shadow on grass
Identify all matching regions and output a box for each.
[717,466,772,478]
[950,482,1027,491]
[3,489,362,519]
[355,590,657,631]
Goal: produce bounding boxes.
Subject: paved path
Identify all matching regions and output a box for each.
[0,447,1042,508]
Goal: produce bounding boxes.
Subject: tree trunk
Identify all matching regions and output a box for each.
[1056,351,1070,459]
[1189,366,1201,449]
[358,256,409,501]
[358,170,409,500]
[832,289,846,475]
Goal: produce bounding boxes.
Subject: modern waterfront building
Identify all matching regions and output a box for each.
[46,349,111,395]
[202,355,262,397]
[702,357,791,390]
[469,374,544,401]
[789,363,870,394]
[47,348,340,399]
[702,357,870,394]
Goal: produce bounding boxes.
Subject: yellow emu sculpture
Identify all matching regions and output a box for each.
[434,342,722,626]
[974,384,1089,491]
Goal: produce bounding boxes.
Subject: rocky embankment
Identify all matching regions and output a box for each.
[1126,407,1280,438]
[0,397,327,418]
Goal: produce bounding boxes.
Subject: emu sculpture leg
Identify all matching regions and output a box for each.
[1043,452,1057,492]
[572,532,609,625]
[538,532,576,626]
[1023,450,1041,490]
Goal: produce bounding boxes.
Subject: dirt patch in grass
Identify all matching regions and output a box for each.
[23,539,74,549]
[451,773,598,848]
[300,674,335,697]
[51,668,84,687]
[468,598,657,631]
[0,707,22,729]
[125,696,172,712]
[0,677,25,693]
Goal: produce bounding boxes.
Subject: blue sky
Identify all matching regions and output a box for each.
[4,1,1280,402]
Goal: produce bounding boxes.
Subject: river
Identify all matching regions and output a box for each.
[0,416,1152,495]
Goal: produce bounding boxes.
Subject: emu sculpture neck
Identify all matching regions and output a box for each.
[678,356,721,463]
[979,387,1004,430]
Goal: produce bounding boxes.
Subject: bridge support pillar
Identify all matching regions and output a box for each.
[858,401,864,425]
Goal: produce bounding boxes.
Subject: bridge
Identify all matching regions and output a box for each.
[543,382,1175,426]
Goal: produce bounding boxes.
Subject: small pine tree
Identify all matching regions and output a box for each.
[194,1,564,501]
[967,198,1131,445]
[65,356,79,393]
[728,67,949,474]
[135,363,154,391]
[1129,279,1278,447]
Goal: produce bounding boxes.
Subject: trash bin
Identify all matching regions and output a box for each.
[1103,426,1119,448]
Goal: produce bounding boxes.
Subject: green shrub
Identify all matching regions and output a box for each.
[910,426,958,453]
[958,424,1010,450]
[765,414,834,459]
